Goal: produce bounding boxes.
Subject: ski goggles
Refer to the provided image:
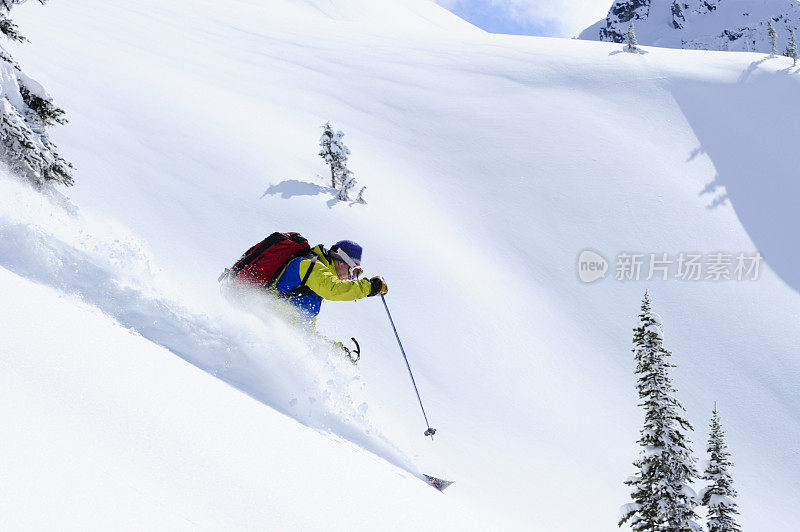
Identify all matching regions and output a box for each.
[333,247,363,279]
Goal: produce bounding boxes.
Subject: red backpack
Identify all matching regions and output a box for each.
[222,232,313,288]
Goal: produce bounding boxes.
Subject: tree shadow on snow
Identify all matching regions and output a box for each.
[697,174,729,210]
[670,67,800,293]
[608,48,648,56]
[261,179,331,199]
[737,57,770,84]
[262,179,363,209]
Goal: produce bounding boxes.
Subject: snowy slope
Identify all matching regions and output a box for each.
[2,0,799,530]
[581,0,800,53]
[0,261,490,530]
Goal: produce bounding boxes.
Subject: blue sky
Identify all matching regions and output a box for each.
[432,0,611,38]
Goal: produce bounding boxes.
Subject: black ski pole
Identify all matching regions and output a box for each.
[380,294,437,440]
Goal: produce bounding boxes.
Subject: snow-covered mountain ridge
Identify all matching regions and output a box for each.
[1,0,799,529]
[581,0,800,52]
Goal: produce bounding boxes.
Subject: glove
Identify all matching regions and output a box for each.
[368,276,388,297]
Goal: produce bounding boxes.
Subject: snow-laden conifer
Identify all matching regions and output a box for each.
[768,19,778,56]
[355,185,366,204]
[700,405,741,532]
[0,0,73,186]
[0,0,35,43]
[619,291,701,532]
[318,121,364,202]
[625,21,639,53]
[785,29,798,65]
[337,167,356,201]
[318,121,350,188]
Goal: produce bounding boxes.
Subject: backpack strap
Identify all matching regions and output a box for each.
[282,256,318,299]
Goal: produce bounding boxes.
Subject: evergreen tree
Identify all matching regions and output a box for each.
[768,19,778,57]
[0,0,37,43]
[337,167,356,201]
[619,291,701,532]
[784,29,798,66]
[625,21,639,53]
[318,121,350,188]
[700,405,741,532]
[355,185,366,204]
[318,121,364,202]
[0,0,73,186]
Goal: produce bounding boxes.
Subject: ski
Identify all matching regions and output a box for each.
[423,474,454,492]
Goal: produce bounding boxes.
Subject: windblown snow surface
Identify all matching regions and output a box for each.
[1,0,799,530]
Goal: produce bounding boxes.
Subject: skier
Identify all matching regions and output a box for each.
[220,233,387,361]
[273,238,388,320]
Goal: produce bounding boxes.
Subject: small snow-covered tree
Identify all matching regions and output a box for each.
[619,291,701,532]
[318,121,365,202]
[768,19,778,56]
[625,21,639,53]
[336,167,357,201]
[784,29,798,66]
[318,121,350,188]
[354,185,366,204]
[700,405,741,532]
[0,0,72,186]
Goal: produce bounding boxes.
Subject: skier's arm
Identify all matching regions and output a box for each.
[300,259,372,301]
